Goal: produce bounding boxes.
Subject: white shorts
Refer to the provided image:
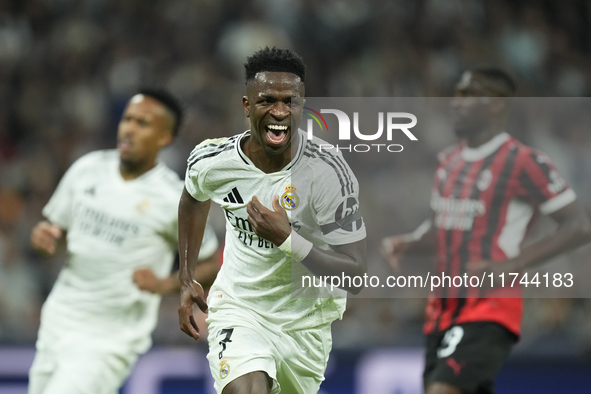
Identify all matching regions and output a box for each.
[28,348,136,394]
[206,305,333,394]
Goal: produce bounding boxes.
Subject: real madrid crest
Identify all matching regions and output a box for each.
[135,198,151,214]
[219,359,230,379]
[281,184,299,210]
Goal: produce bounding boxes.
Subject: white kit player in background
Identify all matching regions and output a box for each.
[178,47,367,394]
[28,89,219,394]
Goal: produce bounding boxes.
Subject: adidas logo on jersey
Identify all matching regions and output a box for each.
[223,187,244,204]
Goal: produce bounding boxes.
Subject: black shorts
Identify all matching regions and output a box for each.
[423,322,517,394]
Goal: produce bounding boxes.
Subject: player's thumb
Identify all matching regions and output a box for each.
[47,225,63,239]
[388,256,401,273]
[272,195,282,212]
[195,295,208,314]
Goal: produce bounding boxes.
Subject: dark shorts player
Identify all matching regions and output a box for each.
[382,68,591,394]
[423,322,516,393]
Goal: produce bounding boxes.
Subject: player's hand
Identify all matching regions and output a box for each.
[247,195,291,246]
[380,235,409,273]
[178,279,208,341]
[30,221,63,256]
[133,268,163,294]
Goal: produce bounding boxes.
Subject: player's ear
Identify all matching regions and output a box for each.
[242,96,250,118]
[158,129,174,148]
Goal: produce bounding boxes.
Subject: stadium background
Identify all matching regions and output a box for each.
[0,0,590,393]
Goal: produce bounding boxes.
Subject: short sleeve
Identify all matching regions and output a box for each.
[42,154,91,229]
[515,149,576,215]
[185,139,223,201]
[185,167,209,202]
[311,154,366,246]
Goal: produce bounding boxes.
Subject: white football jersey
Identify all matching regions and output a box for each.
[185,130,366,330]
[38,150,217,355]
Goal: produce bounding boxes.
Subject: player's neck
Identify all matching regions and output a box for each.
[242,137,293,174]
[119,159,157,180]
[465,127,504,149]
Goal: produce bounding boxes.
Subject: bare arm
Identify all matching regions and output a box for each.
[246,195,367,294]
[380,214,437,272]
[133,252,220,295]
[469,200,591,280]
[177,187,211,340]
[301,239,366,294]
[30,220,66,256]
[192,251,220,290]
[506,200,590,271]
[133,269,179,294]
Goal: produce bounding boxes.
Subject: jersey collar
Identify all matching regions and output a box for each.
[236,129,306,172]
[461,132,510,162]
[236,130,251,165]
[285,129,306,170]
[116,156,165,183]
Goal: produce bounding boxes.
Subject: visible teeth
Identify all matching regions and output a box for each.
[266,129,287,144]
[267,125,288,131]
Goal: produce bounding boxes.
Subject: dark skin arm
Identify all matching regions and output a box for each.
[246,195,367,294]
[192,251,220,289]
[469,200,591,279]
[30,220,67,256]
[177,187,211,340]
[133,251,219,295]
[380,213,437,273]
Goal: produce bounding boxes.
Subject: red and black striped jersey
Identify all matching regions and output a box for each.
[424,132,576,336]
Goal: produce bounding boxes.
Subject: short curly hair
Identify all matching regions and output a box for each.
[469,67,517,97]
[244,47,306,84]
[138,87,184,137]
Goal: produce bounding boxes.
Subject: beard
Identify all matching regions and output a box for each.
[453,123,474,139]
[453,115,487,140]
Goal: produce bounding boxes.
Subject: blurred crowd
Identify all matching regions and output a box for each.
[1,0,591,358]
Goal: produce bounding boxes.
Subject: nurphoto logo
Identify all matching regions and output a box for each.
[304,107,418,153]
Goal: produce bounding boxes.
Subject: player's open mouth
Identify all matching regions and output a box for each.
[265,124,289,145]
[118,139,133,152]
